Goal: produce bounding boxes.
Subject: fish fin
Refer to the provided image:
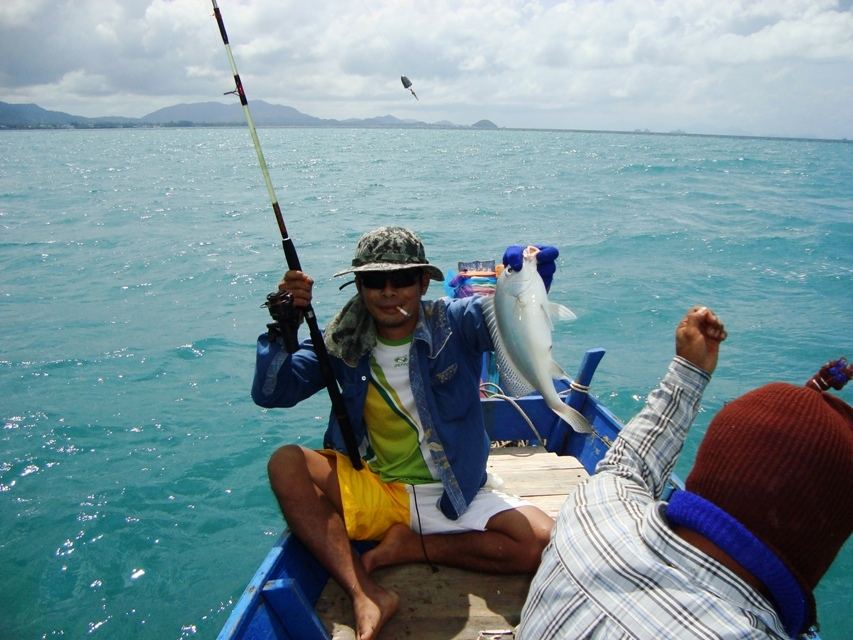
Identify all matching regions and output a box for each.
[482,296,536,397]
[549,303,577,322]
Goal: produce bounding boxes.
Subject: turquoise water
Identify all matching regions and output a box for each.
[1,127,851,639]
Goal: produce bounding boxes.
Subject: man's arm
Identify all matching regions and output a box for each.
[596,307,727,499]
[251,333,326,408]
[252,270,325,408]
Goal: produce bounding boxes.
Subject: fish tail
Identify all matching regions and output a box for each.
[548,397,593,433]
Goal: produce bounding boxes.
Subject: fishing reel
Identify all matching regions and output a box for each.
[263,290,303,354]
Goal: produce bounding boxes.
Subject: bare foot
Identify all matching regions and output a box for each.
[352,584,399,640]
[362,523,420,573]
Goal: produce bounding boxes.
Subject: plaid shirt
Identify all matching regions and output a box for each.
[517,357,791,639]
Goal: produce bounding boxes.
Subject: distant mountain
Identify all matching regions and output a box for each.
[0,102,137,128]
[0,100,498,131]
[0,102,77,126]
[341,114,408,126]
[140,100,328,126]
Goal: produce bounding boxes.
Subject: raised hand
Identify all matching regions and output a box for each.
[675,306,727,374]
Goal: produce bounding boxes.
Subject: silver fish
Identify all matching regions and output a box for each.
[482,245,592,433]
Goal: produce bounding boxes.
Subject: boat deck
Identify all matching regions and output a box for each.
[315,447,588,639]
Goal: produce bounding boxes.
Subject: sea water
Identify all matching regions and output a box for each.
[1,127,851,639]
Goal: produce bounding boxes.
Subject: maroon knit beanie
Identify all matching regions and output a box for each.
[686,382,853,602]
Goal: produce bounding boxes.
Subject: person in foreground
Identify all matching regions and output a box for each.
[252,227,556,640]
[517,307,853,639]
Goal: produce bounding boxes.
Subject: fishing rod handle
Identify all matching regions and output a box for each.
[303,308,363,469]
[280,235,302,271]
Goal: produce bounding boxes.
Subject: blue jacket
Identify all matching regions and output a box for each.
[252,296,495,520]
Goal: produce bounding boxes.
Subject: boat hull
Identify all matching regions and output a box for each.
[219,349,628,639]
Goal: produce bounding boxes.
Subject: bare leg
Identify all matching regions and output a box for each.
[268,445,398,640]
[362,505,553,574]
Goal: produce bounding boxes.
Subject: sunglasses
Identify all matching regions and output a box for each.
[358,269,422,290]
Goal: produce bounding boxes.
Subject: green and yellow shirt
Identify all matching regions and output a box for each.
[364,335,439,485]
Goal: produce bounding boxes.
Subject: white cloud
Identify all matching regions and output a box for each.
[0,0,851,138]
[0,0,50,28]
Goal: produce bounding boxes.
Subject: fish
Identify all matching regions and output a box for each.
[482,245,592,433]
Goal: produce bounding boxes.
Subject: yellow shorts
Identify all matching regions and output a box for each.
[319,450,409,541]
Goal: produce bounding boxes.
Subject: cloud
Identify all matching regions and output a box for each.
[0,0,50,28]
[1,0,851,138]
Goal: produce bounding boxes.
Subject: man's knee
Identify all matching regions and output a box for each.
[518,510,554,571]
[267,444,305,486]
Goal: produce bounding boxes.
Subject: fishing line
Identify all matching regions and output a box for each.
[410,484,439,573]
[211,0,362,469]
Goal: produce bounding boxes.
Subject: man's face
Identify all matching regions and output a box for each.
[356,268,430,340]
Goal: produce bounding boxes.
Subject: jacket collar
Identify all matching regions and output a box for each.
[325,297,452,367]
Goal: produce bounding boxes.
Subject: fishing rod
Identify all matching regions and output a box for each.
[211,0,362,469]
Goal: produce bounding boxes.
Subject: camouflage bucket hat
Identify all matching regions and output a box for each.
[333,226,444,281]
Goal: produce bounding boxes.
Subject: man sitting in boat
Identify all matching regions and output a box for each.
[252,226,556,640]
[517,307,853,639]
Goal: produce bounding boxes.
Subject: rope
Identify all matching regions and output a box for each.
[569,380,589,393]
[481,391,546,445]
[481,382,614,450]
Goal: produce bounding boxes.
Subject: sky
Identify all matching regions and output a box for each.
[1,0,852,140]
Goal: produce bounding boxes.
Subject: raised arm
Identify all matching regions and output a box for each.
[597,306,727,499]
[252,270,324,408]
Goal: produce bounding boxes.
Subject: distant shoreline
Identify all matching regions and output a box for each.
[2,100,847,143]
[0,123,848,145]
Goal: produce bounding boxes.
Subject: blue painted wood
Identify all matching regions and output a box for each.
[262,578,329,639]
[276,535,329,605]
[239,602,288,640]
[218,540,287,639]
[567,348,606,412]
[575,348,606,387]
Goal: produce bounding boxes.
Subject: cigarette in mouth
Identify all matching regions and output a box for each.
[396,306,410,317]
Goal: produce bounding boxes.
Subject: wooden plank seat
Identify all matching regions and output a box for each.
[315,447,588,639]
